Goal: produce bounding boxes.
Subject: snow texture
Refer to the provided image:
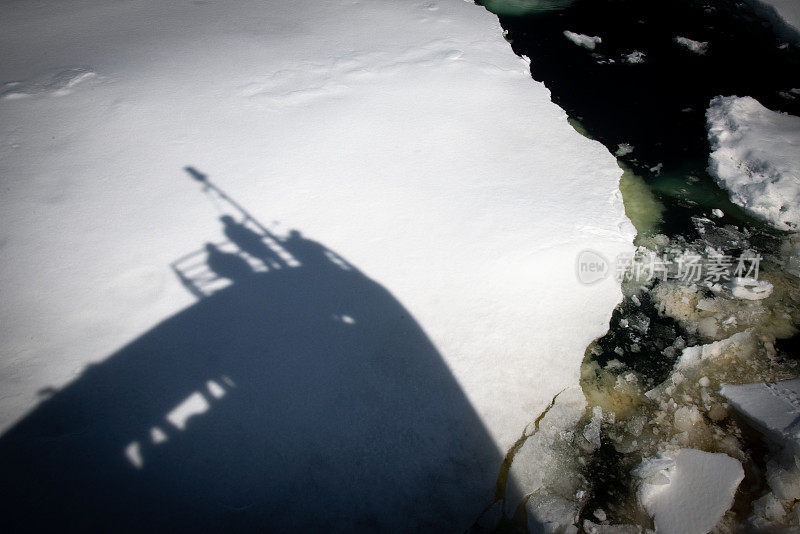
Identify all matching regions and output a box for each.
[707,96,800,231]
[636,449,744,534]
[0,0,633,529]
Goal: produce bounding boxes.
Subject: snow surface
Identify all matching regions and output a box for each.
[563,30,602,50]
[721,378,800,452]
[636,448,744,534]
[0,0,633,528]
[707,96,800,231]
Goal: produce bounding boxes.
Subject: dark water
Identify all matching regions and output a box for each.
[482,0,800,239]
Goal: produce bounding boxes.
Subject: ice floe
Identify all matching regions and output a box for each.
[674,36,708,55]
[563,30,602,50]
[707,96,800,231]
[635,448,743,534]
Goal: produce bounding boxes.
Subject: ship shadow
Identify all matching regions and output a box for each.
[0,171,525,532]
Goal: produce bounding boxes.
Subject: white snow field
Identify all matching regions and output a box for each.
[707,95,800,231]
[0,0,633,529]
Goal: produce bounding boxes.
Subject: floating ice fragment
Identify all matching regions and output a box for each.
[721,378,800,452]
[673,405,702,432]
[676,329,755,371]
[615,143,634,157]
[563,30,602,50]
[623,51,645,64]
[674,36,709,54]
[637,449,743,534]
[707,96,800,231]
[631,453,675,483]
[583,406,603,450]
[729,277,773,300]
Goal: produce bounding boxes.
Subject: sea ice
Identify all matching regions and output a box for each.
[623,51,645,64]
[615,143,634,156]
[707,96,800,231]
[676,329,755,371]
[674,36,709,55]
[635,448,743,534]
[563,30,602,50]
[505,386,587,515]
[720,378,800,452]
[729,277,774,300]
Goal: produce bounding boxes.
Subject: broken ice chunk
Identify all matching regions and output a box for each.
[676,329,755,371]
[632,453,676,485]
[673,405,702,433]
[674,36,709,54]
[623,51,645,64]
[505,386,587,515]
[615,143,634,157]
[720,378,800,453]
[729,277,773,300]
[563,30,601,50]
[636,449,743,534]
[583,406,603,450]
